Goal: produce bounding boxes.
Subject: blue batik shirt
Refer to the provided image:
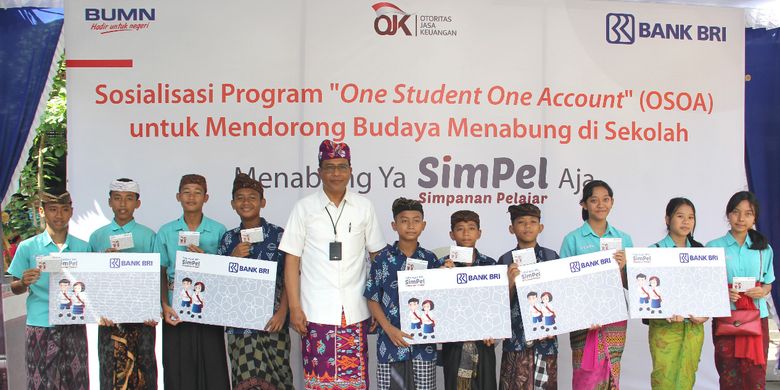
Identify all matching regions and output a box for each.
[498,244,560,355]
[217,218,286,335]
[364,241,439,363]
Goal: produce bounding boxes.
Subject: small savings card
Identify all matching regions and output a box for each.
[405,258,429,271]
[240,227,264,243]
[732,277,756,292]
[511,248,537,265]
[178,231,200,247]
[450,246,474,264]
[109,233,135,250]
[36,255,62,272]
[600,238,622,251]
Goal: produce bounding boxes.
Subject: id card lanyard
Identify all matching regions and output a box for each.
[325,200,346,261]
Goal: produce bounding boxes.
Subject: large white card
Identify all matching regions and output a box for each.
[515,250,627,341]
[48,252,160,324]
[398,265,511,344]
[173,251,278,329]
[625,247,730,319]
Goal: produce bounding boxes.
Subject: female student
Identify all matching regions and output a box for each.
[560,180,632,390]
[648,197,708,390]
[707,191,774,389]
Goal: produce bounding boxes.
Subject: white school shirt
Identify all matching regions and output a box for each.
[279,190,385,326]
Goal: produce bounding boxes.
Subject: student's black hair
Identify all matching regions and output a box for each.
[195,281,205,292]
[422,299,434,310]
[73,281,85,291]
[408,298,419,304]
[664,197,703,247]
[182,277,193,283]
[726,191,768,250]
[450,210,480,230]
[527,291,538,298]
[579,180,613,221]
[541,292,553,302]
[392,197,424,218]
[649,276,660,286]
[59,279,70,284]
[108,178,140,200]
[636,273,646,279]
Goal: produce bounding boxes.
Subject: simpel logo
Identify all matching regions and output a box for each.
[110,258,121,269]
[606,13,635,44]
[456,273,468,284]
[679,253,690,263]
[569,261,581,273]
[372,2,412,36]
[228,262,239,273]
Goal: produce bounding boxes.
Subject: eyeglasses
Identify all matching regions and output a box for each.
[321,164,350,174]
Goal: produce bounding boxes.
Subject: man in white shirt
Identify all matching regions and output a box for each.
[280,139,385,390]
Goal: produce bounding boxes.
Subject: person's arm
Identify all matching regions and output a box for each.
[368,300,411,347]
[161,266,181,325]
[285,253,307,334]
[11,270,39,295]
[265,285,289,332]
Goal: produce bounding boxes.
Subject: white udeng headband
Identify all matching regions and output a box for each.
[109,180,140,194]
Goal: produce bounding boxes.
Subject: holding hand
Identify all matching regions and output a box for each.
[264,309,286,333]
[744,286,767,300]
[666,315,684,323]
[441,259,455,269]
[162,303,181,326]
[508,263,520,289]
[231,242,251,258]
[386,325,413,348]
[613,250,626,269]
[483,338,495,347]
[728,288,741,303]
[187,244,205,254]
[688,315,708,325]
[21,268,42,288]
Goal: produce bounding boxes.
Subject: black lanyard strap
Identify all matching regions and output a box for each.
[324,200,346,240]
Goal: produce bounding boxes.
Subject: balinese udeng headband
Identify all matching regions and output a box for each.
[40,191,72,205]
[110,180,140,194]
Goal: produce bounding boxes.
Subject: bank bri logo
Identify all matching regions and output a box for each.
[679,253,690,263]
[606,13,635,44]
[110,258,121,269]
[569,261,581,273]
[228,262,239,273]
[456,273,468,284]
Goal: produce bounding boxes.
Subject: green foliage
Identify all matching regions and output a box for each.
[2,56,67,241]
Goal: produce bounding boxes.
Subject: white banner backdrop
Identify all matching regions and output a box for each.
[65,1,745,388]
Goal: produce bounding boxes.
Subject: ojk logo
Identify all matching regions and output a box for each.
[606,13,635,44]
[372,2,412,36]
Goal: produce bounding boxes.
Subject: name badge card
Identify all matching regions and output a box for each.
[515,250,627,341]
[178,231,200,247]
[109,233,134,250]
[36,255,62,272]
[404,258,429,271]
[625,247,729,319]
[600,238,622,251]
[48,252,160,325]
[240,227,264,243]
[398,265,511,344]
[512,248,536,265]
[450,246,474,264]
[173,251,278,329]
[732,277,756,293]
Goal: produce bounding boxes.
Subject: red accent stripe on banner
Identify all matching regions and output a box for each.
[65,59,133,68]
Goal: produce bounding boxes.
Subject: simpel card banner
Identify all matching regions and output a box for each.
[173,251,277,329]
[398,265,511,344]
[515,250,628,341]
[48,252,160,324]
[625,247,730,319]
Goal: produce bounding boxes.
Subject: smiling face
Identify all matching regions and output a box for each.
[510,215,543,246]
[582,186,613,222]
[728,200,756,236]
[109,191,140,224]
[73,283,83,293]
[667,204,695,239]
[59,281,70,292]
[176,183,208,213]
[40,203,73,233]
[422,302,432,312]
[392,210,426,242]
[450,221,481,248]
[318,158,352,195]
[231,188,265,221]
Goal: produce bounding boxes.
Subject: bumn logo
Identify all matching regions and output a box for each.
[606,13,635,44]
[569,261,581,273]
[228,262,239,273]
[679,253,690,263]
[110,258,121,269]
[456,273,468,284]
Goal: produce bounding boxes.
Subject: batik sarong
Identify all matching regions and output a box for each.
[98,324,157,390]
[302,313,369,390]
[26,325,89,390]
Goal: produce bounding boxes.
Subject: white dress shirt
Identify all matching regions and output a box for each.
[280,190,385,326]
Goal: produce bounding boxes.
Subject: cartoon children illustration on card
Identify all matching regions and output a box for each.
[649,276,662,314]
[58,279,72,318]
[540,292,557,331]
[408,297,423,332]
[527,291,544,331]
[421,299,435,339]
[191,281,205,319]
[71,281,86,320]
[180,277,193,315]
[636,273,651,312]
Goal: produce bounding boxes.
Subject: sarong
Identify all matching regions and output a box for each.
[98,324,157,390]
[648,320,704,390]
[162,322,230,390]
[441,341,497,390]
[227,328,294,390]
[713,318,770,390]
[570,320,627,390]
[499,349,557,390]
[26,325,89,390]
[302,313,369,390]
